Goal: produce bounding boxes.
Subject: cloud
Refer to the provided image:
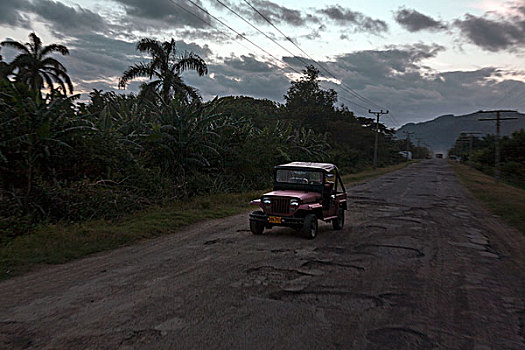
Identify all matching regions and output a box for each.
[394,8,447,32]
[0,0,113,38]
[224,0,317,26]
[455,9,525,51]
[332,43,445,86]
[321,45,525,124]
[184,55,290,101]
[319,5,388,34]
[0,0,32,28]
[222,54,273,73]
[32,0,110,35]
[112,0,212,30]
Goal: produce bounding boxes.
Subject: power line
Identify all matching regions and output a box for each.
[241,0,385,110]
[369,109,389,169]
[168,0,256,57]
[169,1,376,112]
[402,131,415,162]
[215,0,312,69]
[507,89,525,107]
[182,0,372,112]
[183,0,301,75]
[215,0,376,112]
[478,109,518,183]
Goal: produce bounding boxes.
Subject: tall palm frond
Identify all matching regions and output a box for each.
[0,32,72,98]
[119,38,207,104]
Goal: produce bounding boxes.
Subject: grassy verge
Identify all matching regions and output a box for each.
[0,192,260,280]
[1,161,416,280]
[452,162,525,234]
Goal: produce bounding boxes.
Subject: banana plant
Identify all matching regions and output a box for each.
[0,86,96,197]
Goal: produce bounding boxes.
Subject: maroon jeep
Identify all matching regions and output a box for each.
[249,162,347,239]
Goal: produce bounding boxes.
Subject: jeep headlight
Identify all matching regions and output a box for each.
[290,199,300,206]
[262,197,271,204]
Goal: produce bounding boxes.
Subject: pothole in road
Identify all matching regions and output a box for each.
[314,246,349,255]
[353,200,389,206]
[301,260,365,272]
[203,238,234,245]
[366,327,433,349]
[387,216,424,224]
[364,224,388,231]
[354,244,424,258]
[243,266,312,287]
[378,293,412,307]
[121,329,163,346]
[271,248,293,254]
[269,290,383,312]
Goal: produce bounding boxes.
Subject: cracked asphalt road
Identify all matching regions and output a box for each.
[1,159,524,349]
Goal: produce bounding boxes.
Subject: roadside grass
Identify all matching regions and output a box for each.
[452,162,525,234]
[0,192,260,280]
[1,161,417,280]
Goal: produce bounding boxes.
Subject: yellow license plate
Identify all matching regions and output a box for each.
[269,216,281,224]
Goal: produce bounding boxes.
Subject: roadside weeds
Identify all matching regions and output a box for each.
[1,161,417,280]
[452,162,525,234]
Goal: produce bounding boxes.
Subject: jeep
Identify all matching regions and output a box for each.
[249,162,347,239]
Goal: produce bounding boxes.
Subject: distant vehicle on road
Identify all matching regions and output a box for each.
[249,162,347,239]
[435,153,443,158]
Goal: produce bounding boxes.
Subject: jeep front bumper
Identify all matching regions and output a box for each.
[249,212,304,226]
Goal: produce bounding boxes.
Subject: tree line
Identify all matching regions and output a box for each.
[449,130,525,187]
[0,33,410,237]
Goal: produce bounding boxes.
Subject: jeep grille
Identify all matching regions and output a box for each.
[271,197,290,215]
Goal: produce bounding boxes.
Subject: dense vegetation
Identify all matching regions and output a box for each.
[0,33,412,238]
[449,130,525,187]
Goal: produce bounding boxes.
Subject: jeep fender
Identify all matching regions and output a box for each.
[294,203,323,218]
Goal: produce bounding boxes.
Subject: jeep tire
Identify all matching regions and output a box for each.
[332,207,345,230]
[303,214,318,239]
[250,211,265,235]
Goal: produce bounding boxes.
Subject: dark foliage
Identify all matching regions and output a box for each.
[449,130,525,187]
[0,34,414,238]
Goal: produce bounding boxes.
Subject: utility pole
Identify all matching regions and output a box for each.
[403,131,415,162]
[478,110,517,183]
[368,109,389,170]
[462,132,481,167]
[415,137,422,159]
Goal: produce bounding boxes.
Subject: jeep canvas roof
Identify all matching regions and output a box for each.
[275,162,337,172]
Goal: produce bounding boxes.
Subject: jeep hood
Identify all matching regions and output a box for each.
[263,190,321,203]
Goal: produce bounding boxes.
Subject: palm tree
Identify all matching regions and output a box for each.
[0,54,11,81]
[119,38,208,104]
[1,33,73,98]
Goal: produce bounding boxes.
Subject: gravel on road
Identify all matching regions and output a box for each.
[1,159,523,349]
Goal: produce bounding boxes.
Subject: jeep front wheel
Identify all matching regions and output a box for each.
[303,214,318,239]
[332,207,345,230]
[250,211,265,235]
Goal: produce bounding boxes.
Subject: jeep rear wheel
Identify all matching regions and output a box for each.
[332,207,345,230]
[250,211,265,235]
[302,214,318,239]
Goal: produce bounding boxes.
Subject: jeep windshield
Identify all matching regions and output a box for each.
[275,169,323,185]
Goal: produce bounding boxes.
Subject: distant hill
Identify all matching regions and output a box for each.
[396,111,525,155]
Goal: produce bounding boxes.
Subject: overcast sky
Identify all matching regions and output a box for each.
[1,0,524,127]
